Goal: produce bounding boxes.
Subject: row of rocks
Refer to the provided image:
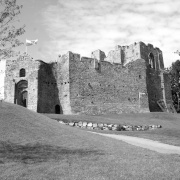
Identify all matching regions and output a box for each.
[58,120,162,131]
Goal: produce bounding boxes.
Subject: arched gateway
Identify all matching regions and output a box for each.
[15,80,28,107]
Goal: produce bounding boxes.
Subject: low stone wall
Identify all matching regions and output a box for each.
[58,120,162,131]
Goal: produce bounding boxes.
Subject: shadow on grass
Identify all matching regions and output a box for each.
[0,141,104,164]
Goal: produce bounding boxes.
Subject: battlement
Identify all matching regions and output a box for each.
[2,41,171,115]
[57,41,164,71]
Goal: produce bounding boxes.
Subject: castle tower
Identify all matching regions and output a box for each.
[4,54,40,111]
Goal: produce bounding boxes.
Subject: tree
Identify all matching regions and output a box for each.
[0,0,25,58]
[170,60,180,111]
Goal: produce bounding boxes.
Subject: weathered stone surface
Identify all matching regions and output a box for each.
[108,127,112,130]
[113,124,119,128]
[82,122,87,127]
[69,122,74,126]
[59,119,162,132]
[87,122,93,127]
[107,124,113,128]
[98,123,104,128]
[78,121,83,126]
[91,49,106,62]
[58,120,65,124]
[112,127,118,131]
[103,127,109,130]
[69,42,173,114]
[143,126,149,130]
[126,127,133,131]
[92,123,98,127]
[2,42,173,115]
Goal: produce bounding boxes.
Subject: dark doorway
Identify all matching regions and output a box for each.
[55,105,61,114]
[15,80,28,107]
[22,91,27,107]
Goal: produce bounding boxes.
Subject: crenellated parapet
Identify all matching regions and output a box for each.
[57,41,165,75]
[2,41,173,114]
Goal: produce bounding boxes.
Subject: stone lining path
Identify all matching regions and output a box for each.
[90,132,180,155]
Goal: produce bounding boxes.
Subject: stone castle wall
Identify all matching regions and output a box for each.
[4,55,39,111]
[140,42,164,70]
[105,42,141,64]
[164,73,173,103]
[69,52,149,114]
[2,41,173,114]
[146,68,163,112]
[0,60,6,100]
[55,53,72,114]
[37,61,60,113]
[103,42,164,69]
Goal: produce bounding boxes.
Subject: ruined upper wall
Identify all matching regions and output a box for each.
[105,42,141,65]
[104,42,164,70]
[91,49,106,62]
[139,42,164,70]
[105,46,122,64]
[57,41,164,72]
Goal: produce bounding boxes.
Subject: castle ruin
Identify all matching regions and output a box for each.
[0,41,173,114]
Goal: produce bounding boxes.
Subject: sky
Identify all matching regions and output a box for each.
[14,0,180,67]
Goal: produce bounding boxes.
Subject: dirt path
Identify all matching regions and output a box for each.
[91,132,180,155]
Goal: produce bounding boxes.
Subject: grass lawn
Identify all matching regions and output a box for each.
[46,112,180,146]
[1,102,180,180]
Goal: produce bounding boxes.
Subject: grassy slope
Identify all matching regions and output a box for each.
[47,112,180,146]
[0,102,180,180]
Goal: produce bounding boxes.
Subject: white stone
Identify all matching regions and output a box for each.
[82,122,87,127]
[87,122,93,127]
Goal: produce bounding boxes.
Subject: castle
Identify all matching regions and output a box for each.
[0,41,174,114]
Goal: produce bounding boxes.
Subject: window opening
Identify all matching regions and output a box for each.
[19,68,26,77]
[148,53,155,69]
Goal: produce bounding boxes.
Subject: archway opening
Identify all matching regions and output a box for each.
[55,104,61,114]
[148,52,155,69]
[15,80,28,107]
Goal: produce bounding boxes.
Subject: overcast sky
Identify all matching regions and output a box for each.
[16,0,180,67]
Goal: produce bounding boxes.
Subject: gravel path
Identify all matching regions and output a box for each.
[91,132,180,155]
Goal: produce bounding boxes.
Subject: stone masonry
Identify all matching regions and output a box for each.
[1,41,173,114]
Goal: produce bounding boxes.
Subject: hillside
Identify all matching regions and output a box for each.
[1,102,180,180]
[0,102,103,147]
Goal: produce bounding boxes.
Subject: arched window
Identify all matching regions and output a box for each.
[20,68,26,77]
[148,53,155,69]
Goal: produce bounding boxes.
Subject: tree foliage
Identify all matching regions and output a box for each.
[170,60,180,111]
[0,0,25,58]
